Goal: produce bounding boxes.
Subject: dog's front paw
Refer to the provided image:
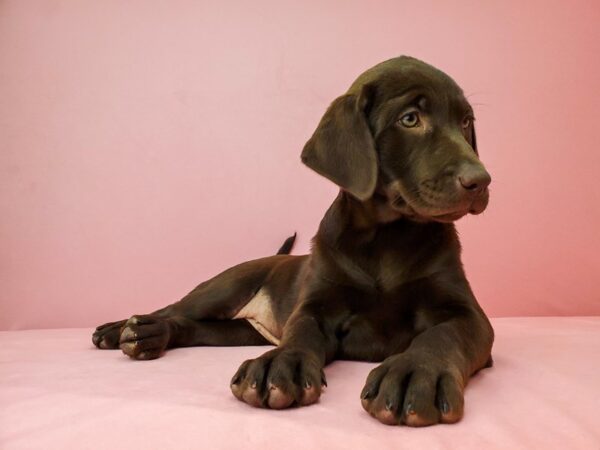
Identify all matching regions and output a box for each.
[230,347,327,409]
[93,319,127,349]
[360,353,465,427]
[118,315,171,360]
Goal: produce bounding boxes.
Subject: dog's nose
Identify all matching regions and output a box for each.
[457,166,491,194]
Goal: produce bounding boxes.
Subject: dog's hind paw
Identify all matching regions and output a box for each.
[118,315,171,360]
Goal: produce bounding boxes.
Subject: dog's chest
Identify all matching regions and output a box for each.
[346,226,447,293]
[333,289,438,361]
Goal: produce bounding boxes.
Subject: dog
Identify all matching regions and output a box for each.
[93,56,494,427]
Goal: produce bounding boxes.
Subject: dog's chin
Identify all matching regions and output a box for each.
[429,210,469,223]
[389,196,487,223]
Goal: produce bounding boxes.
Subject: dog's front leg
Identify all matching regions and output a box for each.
[360,307,493,427]
[230,308,335,409]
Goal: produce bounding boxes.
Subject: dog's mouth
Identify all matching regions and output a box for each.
[390,191,488,223]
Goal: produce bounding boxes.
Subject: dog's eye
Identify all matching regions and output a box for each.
[398,112,420,128]
[462,116,474,129]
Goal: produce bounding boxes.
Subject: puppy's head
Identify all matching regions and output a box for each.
[302,56,490,223]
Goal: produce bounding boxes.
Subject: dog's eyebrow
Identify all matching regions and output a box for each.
[372,87,428,132]
[383,86,427,108]
[448,92,474,116]
[453,99,475,119]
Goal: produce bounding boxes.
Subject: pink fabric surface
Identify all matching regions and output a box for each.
[1,317,599,449]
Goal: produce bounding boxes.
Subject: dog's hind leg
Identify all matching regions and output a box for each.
[93,254,291,359]
[116,317,272,360]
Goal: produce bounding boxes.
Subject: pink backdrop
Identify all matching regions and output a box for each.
[1,1,599,330]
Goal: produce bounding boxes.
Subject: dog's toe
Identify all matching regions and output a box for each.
[231,348,325,409]
[360,354,465,427]
[92,320,126,349]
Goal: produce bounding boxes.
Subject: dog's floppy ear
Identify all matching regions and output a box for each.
[301,85,377,201]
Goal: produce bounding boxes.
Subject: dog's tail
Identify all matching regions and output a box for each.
[276,233,297,255]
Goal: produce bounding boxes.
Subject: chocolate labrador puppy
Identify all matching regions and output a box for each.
[93,56,494,427]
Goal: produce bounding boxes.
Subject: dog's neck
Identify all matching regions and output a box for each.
[312,190,459,288]
[315,190,452,248]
